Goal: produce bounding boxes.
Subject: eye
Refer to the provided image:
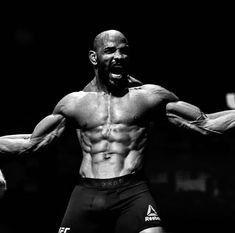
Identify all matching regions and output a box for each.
[104,47,116,54]
[120,47,129,55]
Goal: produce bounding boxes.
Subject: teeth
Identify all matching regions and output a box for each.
[111,73,122,79]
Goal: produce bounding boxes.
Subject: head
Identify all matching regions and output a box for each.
[89,29,130,92]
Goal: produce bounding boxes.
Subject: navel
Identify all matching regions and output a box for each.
[103,152,111,160]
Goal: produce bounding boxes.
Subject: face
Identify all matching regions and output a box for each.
[90,31,130,89]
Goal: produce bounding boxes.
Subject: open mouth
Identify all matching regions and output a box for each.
[110,66,124,79]
[111,73,122,79]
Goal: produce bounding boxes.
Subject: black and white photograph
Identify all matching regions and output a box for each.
[0,3,234,233]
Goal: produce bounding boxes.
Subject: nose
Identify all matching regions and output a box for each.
[113,50,123,60]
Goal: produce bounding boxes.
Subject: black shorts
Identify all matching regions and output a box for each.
[58,171,162,233]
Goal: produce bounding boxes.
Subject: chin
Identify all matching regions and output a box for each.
[109,78,125,89]
[109,78,121,87]
[109,73,127,85]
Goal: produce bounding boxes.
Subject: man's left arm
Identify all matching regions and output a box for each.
[166,100,235,135]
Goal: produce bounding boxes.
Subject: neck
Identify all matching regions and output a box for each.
[95,76,111,93]
[89,76,128,96]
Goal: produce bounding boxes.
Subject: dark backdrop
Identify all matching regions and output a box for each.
[0,3,234,233]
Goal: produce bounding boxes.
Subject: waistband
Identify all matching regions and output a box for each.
[78,170,147,189]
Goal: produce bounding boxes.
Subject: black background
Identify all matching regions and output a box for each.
[0,2,235,233]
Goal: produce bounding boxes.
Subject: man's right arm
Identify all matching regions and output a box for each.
[0,114,66,156]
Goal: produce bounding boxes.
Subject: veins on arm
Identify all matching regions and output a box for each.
[0,134,32,155]
[166,100,235,135]
[0,114,67,156]
[165,101,222,135]
[29,114,67,152]
[0,93,73,157]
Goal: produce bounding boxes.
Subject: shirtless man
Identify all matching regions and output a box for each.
[1,29,235,233]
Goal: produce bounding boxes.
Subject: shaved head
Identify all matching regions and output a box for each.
[88,29,131,94]
[93,29,128,52]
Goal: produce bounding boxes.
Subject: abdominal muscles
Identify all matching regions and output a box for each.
[78,124,147,178]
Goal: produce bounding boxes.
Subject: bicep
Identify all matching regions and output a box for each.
[166,101,207,121]
[165,101,217,135]
[31,114,66,140]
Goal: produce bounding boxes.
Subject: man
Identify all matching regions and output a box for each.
[1,29,235,233]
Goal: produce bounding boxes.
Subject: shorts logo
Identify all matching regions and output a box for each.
[145,205,161,222]
[58,227,70,233]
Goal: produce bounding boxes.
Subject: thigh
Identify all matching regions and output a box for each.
[58,186,103,233]
[115,184,163,233]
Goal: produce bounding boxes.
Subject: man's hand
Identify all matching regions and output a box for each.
[0,169,7,198]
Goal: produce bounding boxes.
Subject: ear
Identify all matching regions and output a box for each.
[89,50,97,65]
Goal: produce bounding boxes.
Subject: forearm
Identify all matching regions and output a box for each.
[0,133,57,156]
[0,134,33,155]
[1,134,31,139]
[167,101,214,135]
[166,112,221,135]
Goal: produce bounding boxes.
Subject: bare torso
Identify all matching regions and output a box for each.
[59,84,177,178]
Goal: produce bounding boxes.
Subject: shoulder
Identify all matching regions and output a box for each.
[127,75,143,87]
[53,91,88,114]
[141,84,179,103]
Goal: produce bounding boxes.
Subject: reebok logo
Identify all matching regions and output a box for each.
[145,205,161,222]
[58,227,70,233]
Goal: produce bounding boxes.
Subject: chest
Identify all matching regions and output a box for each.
[67,92,162,129]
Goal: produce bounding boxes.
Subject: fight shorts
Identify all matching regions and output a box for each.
[58,171,162,233]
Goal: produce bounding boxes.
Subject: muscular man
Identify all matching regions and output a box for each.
[1,29,235,233]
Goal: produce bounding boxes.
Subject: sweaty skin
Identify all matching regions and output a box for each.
[1,29,235,233]
[53,83,178,178]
